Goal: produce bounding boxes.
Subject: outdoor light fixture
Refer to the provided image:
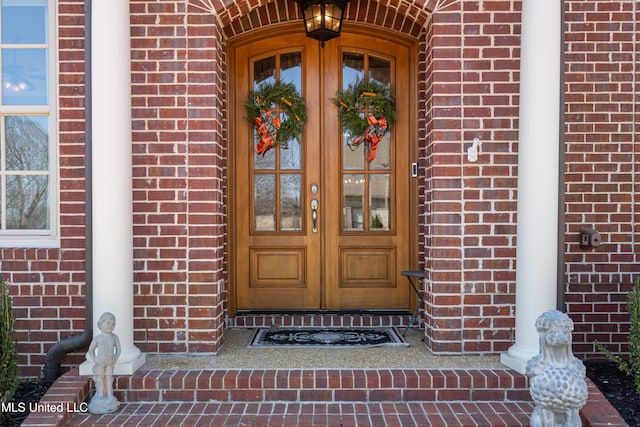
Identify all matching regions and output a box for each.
[297,0,350,47]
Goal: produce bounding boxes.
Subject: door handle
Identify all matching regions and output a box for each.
[310,199,318,233]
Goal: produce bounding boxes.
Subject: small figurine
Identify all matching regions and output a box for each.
[526,310,588,427]
[87,312,121,414]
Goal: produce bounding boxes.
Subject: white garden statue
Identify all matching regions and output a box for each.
[86,312,121,414]
[526,310,588,427]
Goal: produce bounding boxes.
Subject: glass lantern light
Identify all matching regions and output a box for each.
[296,0,350,47]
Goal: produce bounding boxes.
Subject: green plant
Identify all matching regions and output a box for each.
[0,276,18,415]
[595,278,640,395]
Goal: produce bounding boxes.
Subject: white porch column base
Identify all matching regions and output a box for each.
[501,344,538,375]
[79,350,146,376]
[501,0,561,374]
[80,0,144,377]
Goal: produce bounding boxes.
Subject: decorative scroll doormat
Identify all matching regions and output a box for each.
[249,327,408,348]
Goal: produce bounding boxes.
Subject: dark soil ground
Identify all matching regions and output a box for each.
[2,361,639,426]
[584,359,640,427]
[1,381,50,427]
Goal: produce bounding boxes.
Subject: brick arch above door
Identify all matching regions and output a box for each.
[189,0,439,39]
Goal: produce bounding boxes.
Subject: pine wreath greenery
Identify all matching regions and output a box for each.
[332,79,396,161]
[244,81,308,156]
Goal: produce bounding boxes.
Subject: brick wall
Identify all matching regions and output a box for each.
[422,0,521,354]
[2,0,638,378]
[130,0,227,354]
[423,0,638,358]
[563,0,639,358]
[459,0,520,354]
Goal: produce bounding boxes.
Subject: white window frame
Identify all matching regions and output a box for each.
[0,0,59,247]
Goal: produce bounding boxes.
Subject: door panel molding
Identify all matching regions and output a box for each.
[250,247,307,287]
[340,247,396,287]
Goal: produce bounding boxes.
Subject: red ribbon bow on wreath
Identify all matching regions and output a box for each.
[351,115,388,162]
[254,110,281,156]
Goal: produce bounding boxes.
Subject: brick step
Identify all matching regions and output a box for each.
[65,401,537,426]
[22,368,628,427]
[227,313,415,329]
[115,368,531,403]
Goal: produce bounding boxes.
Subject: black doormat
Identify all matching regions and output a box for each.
[249,327,408,348]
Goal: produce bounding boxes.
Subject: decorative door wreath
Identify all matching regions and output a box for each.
[332,79,396,162]
[244,82,308,156]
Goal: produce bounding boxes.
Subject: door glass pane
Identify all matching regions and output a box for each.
[280,174,302,231]
[342,109,365,170]
[280,52,302,169]
[343,136,364,170]
[369,174,390,231]
[254,174,276,230]
[252,50,306,232]
[369,56,391,86]
[6,116,49,171]
[280,52,301,89]
[368,132,391,170]
[253,56,277,170]
[343,174,364,231]
[254,142,276,169]
[6,174,49,229]
[342,52,364,88]
[341,52,395,234]
[281,138,301,169]
[368,56,392,170]
[254,56,276,87]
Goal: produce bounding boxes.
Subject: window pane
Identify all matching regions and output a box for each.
[342,52,363,88]
[254,56,276,87]
[0,0,52,237]
[368,132,391,170]
[281,137,301,169]
[343,130,364,170]
[325,4,341,32]
[342,110,366,169]
[368,56,391,86]
[2,48,49,105]
[254,174,276,231]
[280,174,302,231]
[6,174,49,229]
[6,116,49,170]
[343,174,364,231]
[369,174,390,231]
[280,52,301,89]
[254,135,276,170]
[280,52,303,167]
[2,4,48,44]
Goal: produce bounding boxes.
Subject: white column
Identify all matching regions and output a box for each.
[500,0,561,374]
[80,0,145,376]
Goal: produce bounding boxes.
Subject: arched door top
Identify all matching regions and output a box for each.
[189,0,437,40]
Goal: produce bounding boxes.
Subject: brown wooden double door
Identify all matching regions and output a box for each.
[231,30,412,311]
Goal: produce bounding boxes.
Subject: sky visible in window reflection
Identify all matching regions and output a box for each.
[2,5,47,44]
[1,3,49,106]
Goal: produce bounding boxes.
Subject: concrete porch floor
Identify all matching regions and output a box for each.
[21,328,627,426]
[143,329,504,370]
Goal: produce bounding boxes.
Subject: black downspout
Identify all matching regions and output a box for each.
[43,0,93,383]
